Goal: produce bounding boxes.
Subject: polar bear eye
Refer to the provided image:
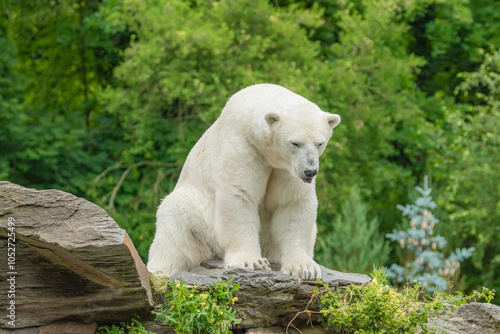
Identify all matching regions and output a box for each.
[317,142,324,148]
[291,142,301,148]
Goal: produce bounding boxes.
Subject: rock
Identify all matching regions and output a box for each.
[425,302,500,334]
[38,322,98,334]
[246,325,324,334]
[151,259,371,329]
[0,182,153,329]
[0,328,40,334]
[0,322,98,334]
[141,320,176,334]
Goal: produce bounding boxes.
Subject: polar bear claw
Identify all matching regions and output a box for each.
[281,258,322,280]
[225,254,271,270]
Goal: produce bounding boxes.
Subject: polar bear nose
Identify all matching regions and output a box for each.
[304,169,318,177]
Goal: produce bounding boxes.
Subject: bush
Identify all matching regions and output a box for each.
[97,316,152,334]
[154,278,241,334]
[313,269,494,334]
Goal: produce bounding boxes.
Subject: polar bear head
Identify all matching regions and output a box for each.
[264,103,341,183]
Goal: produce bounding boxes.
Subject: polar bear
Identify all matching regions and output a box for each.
[147,84,340,280]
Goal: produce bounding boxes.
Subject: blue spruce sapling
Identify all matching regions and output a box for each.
[385,176,475,292]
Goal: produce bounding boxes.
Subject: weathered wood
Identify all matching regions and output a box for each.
[0,182,153,329]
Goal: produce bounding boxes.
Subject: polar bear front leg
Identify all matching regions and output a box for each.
[271,202,321,280]
[215,190,271,271]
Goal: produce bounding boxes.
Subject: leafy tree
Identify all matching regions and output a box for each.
[311,0,433,235]
[0,0,127,194]
[0,20,24,180]
[425,48,500,297]
[410,0,500,96]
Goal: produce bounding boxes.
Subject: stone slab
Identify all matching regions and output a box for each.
[0,182,153,329]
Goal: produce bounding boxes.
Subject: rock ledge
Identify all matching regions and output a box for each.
[0,182,153,329]
[152,259,371,329]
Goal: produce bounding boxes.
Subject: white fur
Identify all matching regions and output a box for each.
[147,84,340,279]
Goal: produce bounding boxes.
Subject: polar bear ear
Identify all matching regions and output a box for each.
[327,113,341,129]
[265,112,280,126]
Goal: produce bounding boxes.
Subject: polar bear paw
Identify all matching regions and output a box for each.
[281,258,321,280]
[225,253,271,270]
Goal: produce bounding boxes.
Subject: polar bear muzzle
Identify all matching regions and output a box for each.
[301,169,318,183]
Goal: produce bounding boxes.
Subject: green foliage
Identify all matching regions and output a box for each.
[410,0,500,95]
[455,47,500,109]
[316,268,495,334]
[386,176,475,292]
[0,20,24,180]
[422,47,500,299]
[97,316,153,334]
[0,0,127,194]
[312,0,432,233]
[96,279,242,334]
[154,278,241,334]
[100,0,324,164]
[316,187,390,274]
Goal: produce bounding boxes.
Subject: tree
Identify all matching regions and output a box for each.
[386,176,475,292]
[0,0,129,193]
[316,187,390,274]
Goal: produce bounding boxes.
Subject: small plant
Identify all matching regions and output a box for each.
[97,316,153,334]
[385,176,475,292]
[311,269,494,334]
[154,278,241,334]
[316,187,390,274]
